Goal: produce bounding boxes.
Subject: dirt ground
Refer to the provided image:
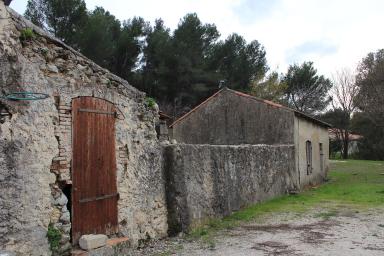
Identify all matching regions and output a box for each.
[132,207,384,256]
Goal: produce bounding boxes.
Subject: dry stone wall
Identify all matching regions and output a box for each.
[0,5,167,256]
[164,144,296,234]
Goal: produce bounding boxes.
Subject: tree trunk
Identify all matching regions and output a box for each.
[342,130,349,159]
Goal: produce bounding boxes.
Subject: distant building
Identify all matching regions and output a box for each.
[329,128,363,155]
[170,88,331,188]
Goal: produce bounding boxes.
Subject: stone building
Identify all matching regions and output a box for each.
[0,3,167,255]
[166,88,330,231]
[170,88,330,188]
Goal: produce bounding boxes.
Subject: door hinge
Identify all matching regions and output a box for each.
[79,193,119,203]
[78,108,116,117]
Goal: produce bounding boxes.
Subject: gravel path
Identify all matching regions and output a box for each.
[132,208,384,256]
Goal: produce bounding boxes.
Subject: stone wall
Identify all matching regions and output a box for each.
[0,6,167,256]
[163,144,296,234]
[171,89,295,145]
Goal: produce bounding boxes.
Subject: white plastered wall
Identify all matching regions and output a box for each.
[294,116,329,188]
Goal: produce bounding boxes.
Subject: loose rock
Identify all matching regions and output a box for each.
[79,234,108,251]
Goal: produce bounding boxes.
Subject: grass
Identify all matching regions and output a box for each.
[314,210,338,220]
[189,160,384,241]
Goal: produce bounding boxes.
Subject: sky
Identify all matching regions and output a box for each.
[10,0,384,78]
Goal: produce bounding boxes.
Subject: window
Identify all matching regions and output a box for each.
[319,143,324,173]
[306,140,312,175]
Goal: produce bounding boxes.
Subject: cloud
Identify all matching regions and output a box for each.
[286,40,339,64]
[232,0,281,25]
[10,0,384,77]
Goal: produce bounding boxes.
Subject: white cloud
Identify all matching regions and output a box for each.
[10,0,384,77]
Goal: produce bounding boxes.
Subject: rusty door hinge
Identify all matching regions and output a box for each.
[79,193,119,203]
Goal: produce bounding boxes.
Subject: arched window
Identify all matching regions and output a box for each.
[306,140,312,175]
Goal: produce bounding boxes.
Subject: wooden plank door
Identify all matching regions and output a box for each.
[72,97,118,244]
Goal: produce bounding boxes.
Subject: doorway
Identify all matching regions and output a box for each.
[71,97,118,244]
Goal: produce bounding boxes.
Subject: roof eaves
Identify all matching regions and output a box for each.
[293,111,332,128]
[170,87,332,128]
[226,88,332,128]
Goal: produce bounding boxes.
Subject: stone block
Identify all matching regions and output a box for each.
[59,105,72,110]
[0,251,16,256]
[47,64,59,73]
[54,193,68,206]
[79,234,108,251]
[60,210,70,224]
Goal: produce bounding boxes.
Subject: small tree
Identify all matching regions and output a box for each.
[318,109,349,159]
[330,69,359,159]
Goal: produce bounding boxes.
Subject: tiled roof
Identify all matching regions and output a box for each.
[170,88,331,128]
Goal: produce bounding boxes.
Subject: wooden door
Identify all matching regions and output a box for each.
[72,97,118,244]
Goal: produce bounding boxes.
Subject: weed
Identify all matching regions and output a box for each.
[145,97,157,109]
[20,28,35,42]
[40,47,49,56]
[46,223,61,253]
[206,239,216,250]
[156,252,171,256]
[314,211,338,220]
[154,244,184,256]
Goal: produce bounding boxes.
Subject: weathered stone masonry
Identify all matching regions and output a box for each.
[0,5,168,255]
[164,144,296,233]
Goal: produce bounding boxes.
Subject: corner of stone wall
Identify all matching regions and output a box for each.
[163,144,190,235]
[48,97,73,255]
